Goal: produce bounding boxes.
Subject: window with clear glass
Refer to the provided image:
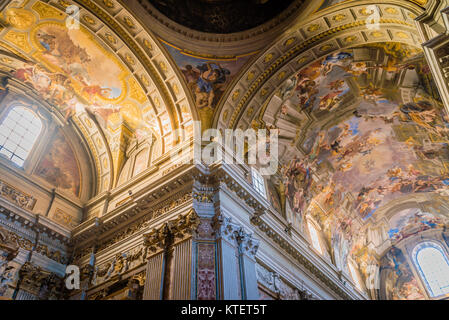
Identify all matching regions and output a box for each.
[0,106,42,167]
[308,222,323,254]
[414,242,449,297]
[251,167,266,199]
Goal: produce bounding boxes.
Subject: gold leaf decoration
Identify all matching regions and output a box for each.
[4,8,36,30]
[32,1,64,20]
[307,24,320,32]
[264,53,274,63]
[143,39,153,51]
[332,14,346,22]
[278,71,286,81]
[123,16,135,29]
[105,32,117,44]
[396,32,409,39]
[83,15,96,25]
[4,30,32,53]
[125,53,135,65]
[159,61,168,73]
[344,35,357,43]
[370,31,383,38]
[385,7,398,14]
[284,37,295,47]
[141,75,150,87]
[232,90,240,101]
[320,44,333,51]
[103,0,115,8]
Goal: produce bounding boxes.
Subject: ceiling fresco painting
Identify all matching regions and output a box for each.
[261,41,449,290]
[279,42,448,217]
[387,208,449,243]
[15,21,130,127]
[164,43,253,129]
[380,246,427,300]
[34,128,81,197]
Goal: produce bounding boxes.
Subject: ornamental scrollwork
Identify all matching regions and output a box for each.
[0,180,36,210]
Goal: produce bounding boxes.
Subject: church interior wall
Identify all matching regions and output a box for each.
[0,0,449,301]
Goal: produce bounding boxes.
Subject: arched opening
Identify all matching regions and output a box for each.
[0,106,42,167]
[413,242,449,298]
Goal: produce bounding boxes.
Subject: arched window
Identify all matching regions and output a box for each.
[0,106,42,167]
[308,221,323,254]
[413,242,449,298]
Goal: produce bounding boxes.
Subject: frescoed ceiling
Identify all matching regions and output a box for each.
[274,41,449,229]
[212,0,449,299]
[0,0,194,193]
[0,0,447,298]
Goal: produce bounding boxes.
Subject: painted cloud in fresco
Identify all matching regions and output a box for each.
[164,44,251,110]
[279,43,449,222]
[14,23,128,126]
[266,43,449,285]
[387,208,449,242]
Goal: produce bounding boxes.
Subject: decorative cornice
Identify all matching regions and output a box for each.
[0,203,70,244]
[73,191,192,260]
[71,165,196,244]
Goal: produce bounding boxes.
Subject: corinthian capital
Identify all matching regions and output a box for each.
[212,211,259,258]
[143,209,201,251]
[239,232,260,259]
[212,211,241,243]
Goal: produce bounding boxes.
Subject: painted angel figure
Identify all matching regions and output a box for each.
[195,62,230,109]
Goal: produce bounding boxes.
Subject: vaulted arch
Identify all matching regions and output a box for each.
[0,0,195,194]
